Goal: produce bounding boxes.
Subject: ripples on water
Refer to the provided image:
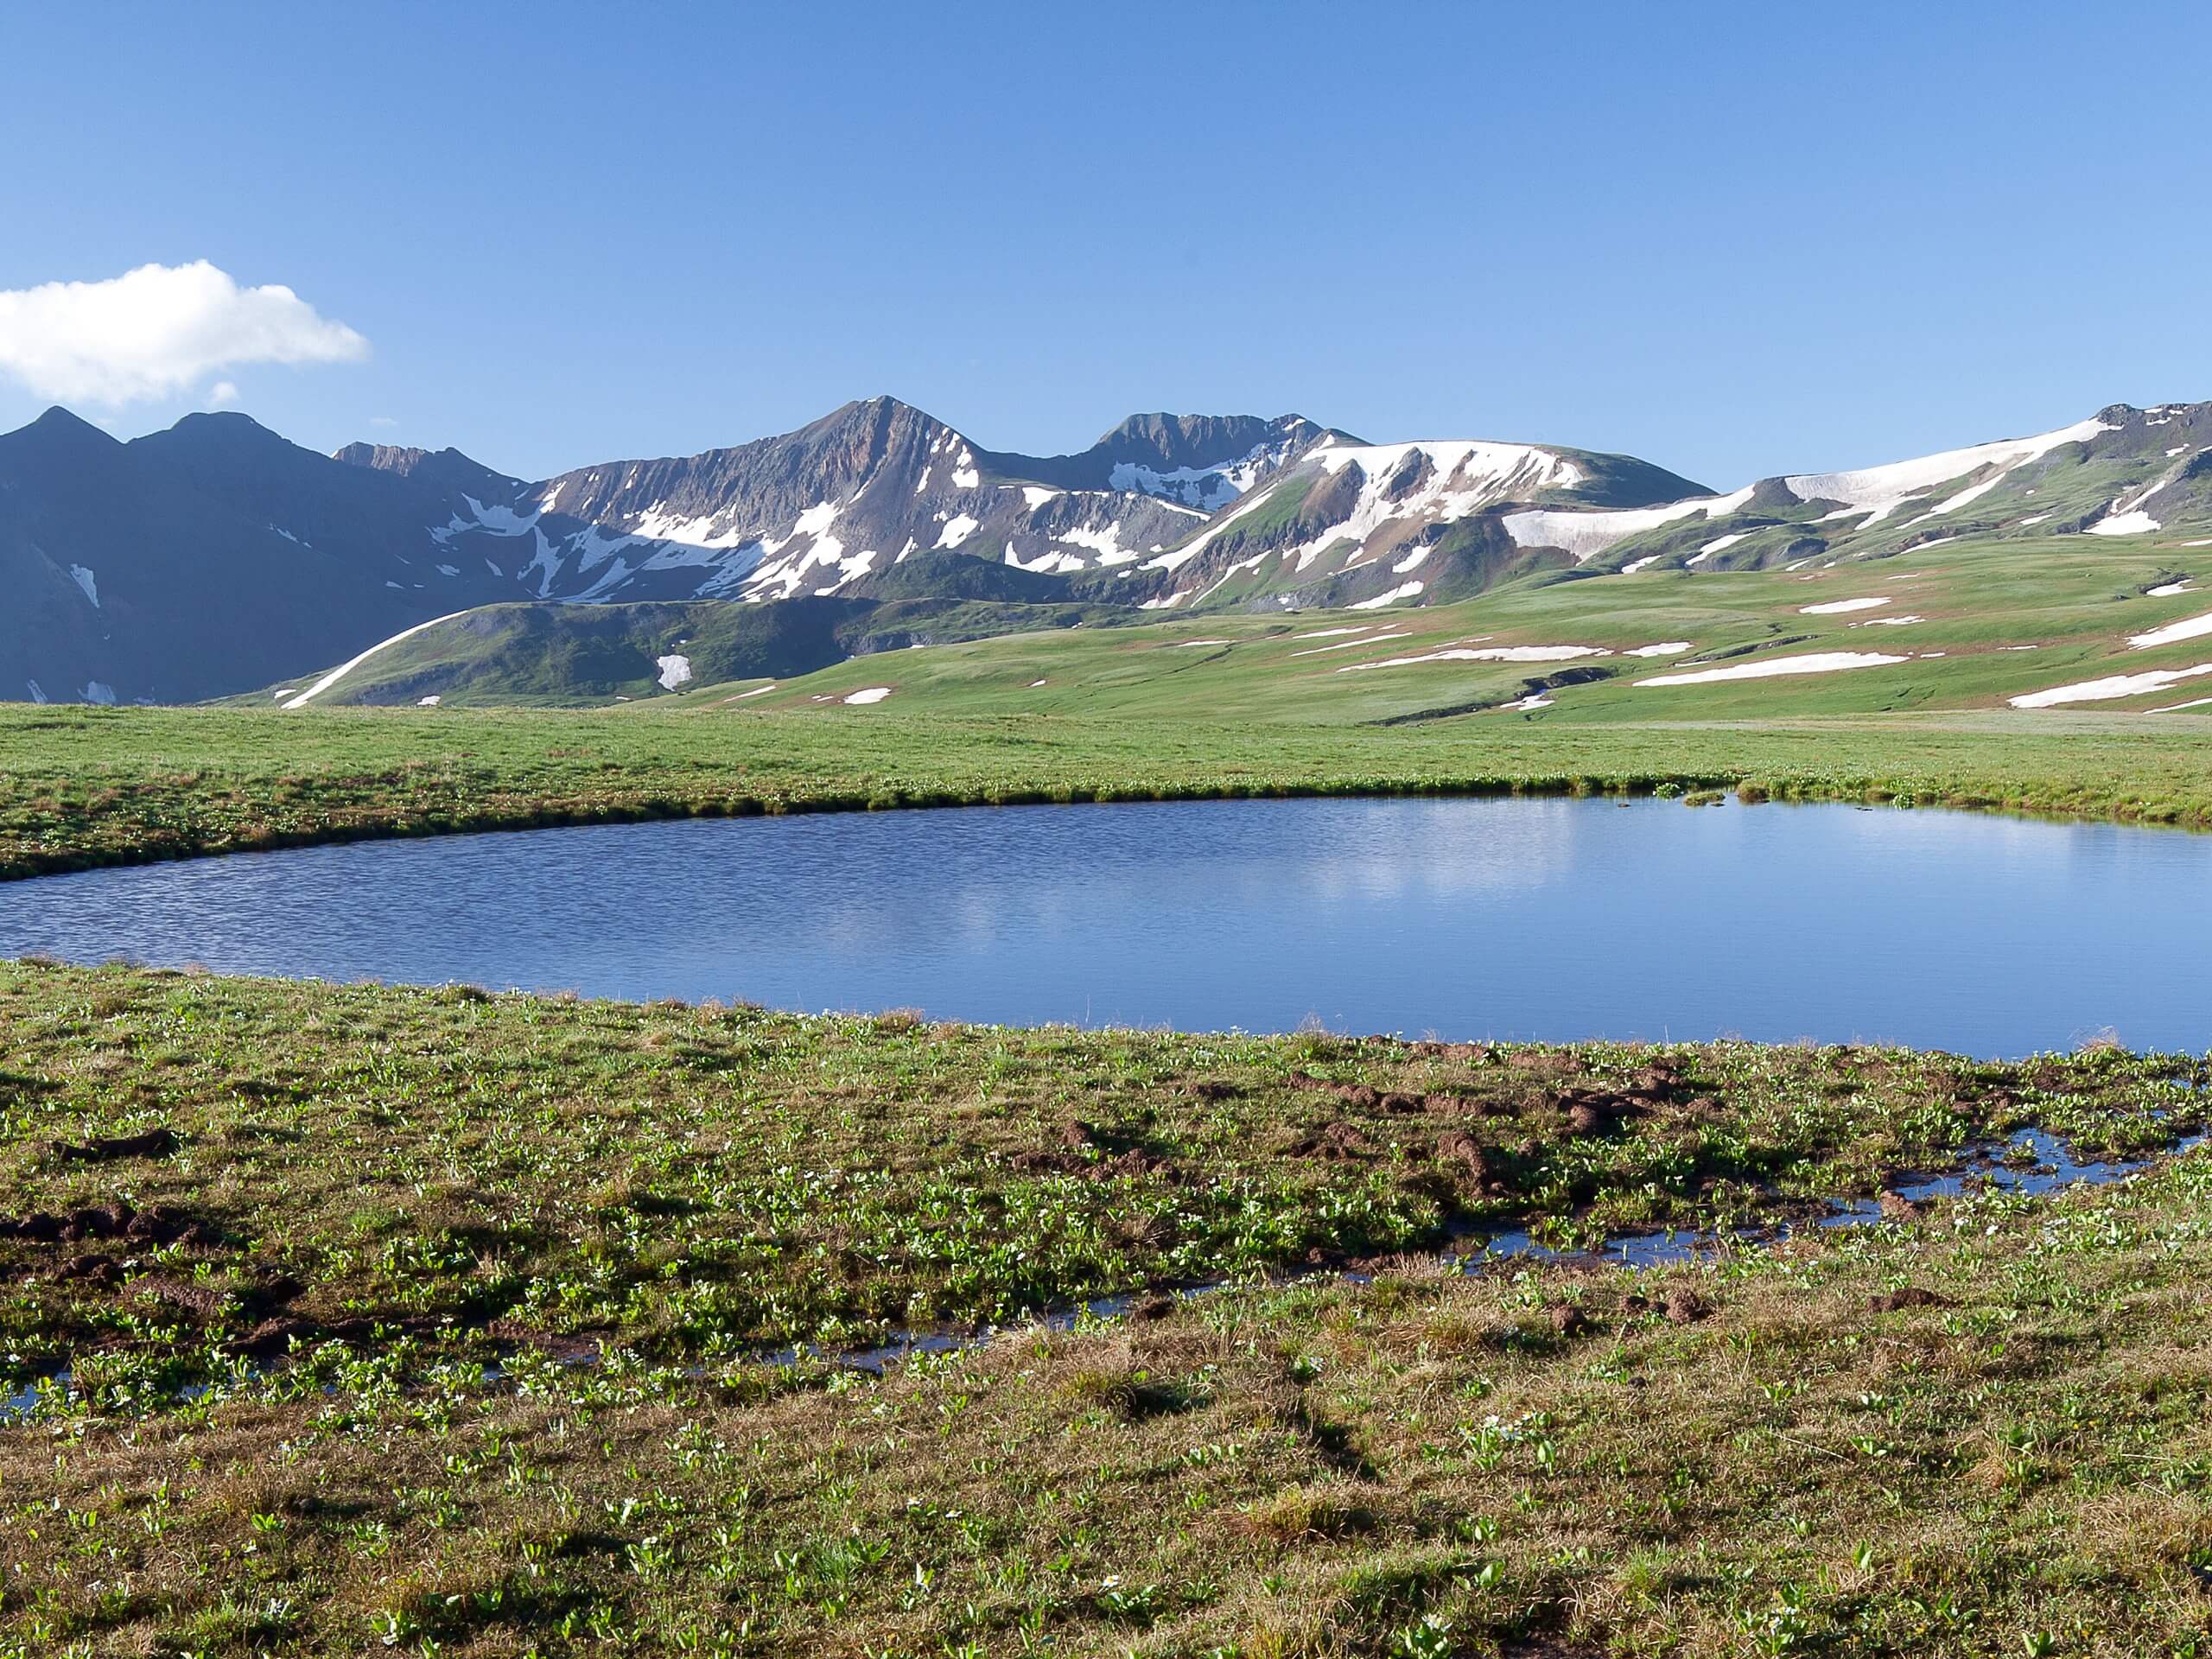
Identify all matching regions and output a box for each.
[0,797,2206,1056]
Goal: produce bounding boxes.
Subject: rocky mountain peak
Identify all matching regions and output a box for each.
[334,441,434,474]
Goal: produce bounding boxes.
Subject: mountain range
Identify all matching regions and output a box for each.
[3,393,2207,705]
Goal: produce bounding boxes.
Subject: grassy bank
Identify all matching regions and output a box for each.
[9,961,2206,1387]
[6,702,2212,882]
[2,964,2209,1656]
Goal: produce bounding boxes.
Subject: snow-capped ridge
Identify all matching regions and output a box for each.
[1497,406,2196,568]
[1781,416,2113,520]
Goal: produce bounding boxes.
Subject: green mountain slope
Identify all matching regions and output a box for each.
[243,588,1135,709]
[683,531,2212,726]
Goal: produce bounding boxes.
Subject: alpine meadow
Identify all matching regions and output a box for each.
[5,6,2212,1657]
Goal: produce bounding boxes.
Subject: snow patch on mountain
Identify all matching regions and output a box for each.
[2089,480,2172,537]
[1340,643,1604,672]
[1052,522,1139,566]
[1108,429,1310,510]
[1637,652,1909,687]
[462,496,540,536]
[1005,541,1090,576]
[67,564,99,607]
[282,609,477,709]
[628,505,755,550]
[2012,662,2212,708]
[1349,581,1425,609]
[1783,416,2113,522]
[1147,482,1281,572]
[2128,608,2212,650]
[2088,510,2163,537]
[1503,486,1757,563]
[1281,440,1589,571]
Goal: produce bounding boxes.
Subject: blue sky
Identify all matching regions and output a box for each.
[3,2,2208,487]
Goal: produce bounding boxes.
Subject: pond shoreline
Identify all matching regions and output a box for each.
[8,795,2205,1055]
[10,766,2212,888]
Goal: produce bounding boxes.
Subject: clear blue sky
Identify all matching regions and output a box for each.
[4,1,2208,489]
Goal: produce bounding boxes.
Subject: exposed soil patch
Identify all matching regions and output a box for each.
[1285,1120,1376,1160]
[1008,1119,1179,1179]
[51,1127,180,1162]
[1867,1286,1956,1313]
[1406,1039,1497,1062]
[1434,1128,1503,1196]
[1179,1078,1240,1101]
[1661,1287,1710,1324]
[0,1199,213,1247]
[1288,1071,1455,1115]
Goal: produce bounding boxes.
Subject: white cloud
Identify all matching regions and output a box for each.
[0,260,369,404]
[369,416,398,429]
[207,379,239,408]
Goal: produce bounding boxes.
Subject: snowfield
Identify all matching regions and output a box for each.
[1636,652,1910,688]
[1496,412,2120,566]
[1503,486,1755,563]
[1349,581,1425,609]
[2127,609,2212,650]
[1339,644,1605,673]
[2011,664,2212,709]
[1280,441,1592,571]
[1781,416,2112,521]
[282,611,477,709]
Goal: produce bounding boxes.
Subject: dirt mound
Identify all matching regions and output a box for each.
[52,1128,179,1162]
[0,1200,213,1247]
[1867,1286,1955,1313]
[1008,1121,1177,1179]
[1286,1120,1376,1160]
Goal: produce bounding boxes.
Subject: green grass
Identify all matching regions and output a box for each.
[10,959,2203,1386]
[713,536,2212,724]
[6,701,2212,884]
[9,526,2212,1653]
[3,962,2210,1656]
[10,526,2204,882]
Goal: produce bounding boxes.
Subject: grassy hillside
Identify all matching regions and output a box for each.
[233,590,1128,709]
[3,961,2209,1656]
[715,536,2212,725]
[238,518,2212,722]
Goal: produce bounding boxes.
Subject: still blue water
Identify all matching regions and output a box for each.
[1,797,2203,1056]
